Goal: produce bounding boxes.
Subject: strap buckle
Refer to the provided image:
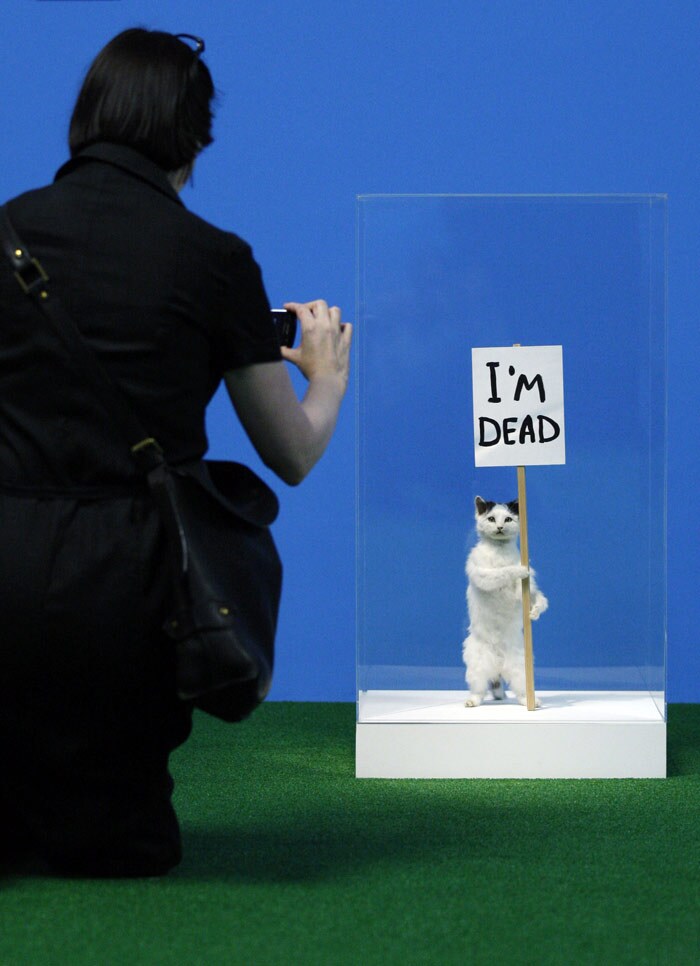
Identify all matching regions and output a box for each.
[14,256,49,296]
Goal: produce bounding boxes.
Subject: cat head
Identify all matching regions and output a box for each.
[474,496,520,543]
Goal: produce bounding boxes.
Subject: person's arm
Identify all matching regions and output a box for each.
[224,300,352,485]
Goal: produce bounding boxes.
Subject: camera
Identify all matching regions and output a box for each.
[270,309,297,348]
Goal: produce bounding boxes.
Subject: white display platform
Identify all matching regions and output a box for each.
[356,690,666,779]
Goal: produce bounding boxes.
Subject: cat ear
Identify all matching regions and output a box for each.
[507,500,519,516]
[475,496,493,515]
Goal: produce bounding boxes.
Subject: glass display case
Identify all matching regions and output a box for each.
[356,195,667,778]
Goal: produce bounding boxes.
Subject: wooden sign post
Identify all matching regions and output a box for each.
[517,464,536,709]
[471,345,565,711]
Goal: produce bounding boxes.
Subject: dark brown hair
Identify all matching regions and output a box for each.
[68,28,215,171]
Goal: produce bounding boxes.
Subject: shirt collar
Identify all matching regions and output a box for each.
[54,142,184,206]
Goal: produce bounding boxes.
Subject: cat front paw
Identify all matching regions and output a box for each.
[530,595,549,620]
[464,693,484,708]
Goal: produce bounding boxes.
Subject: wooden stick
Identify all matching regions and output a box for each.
[511,342,536,711]
[517,464,537,711]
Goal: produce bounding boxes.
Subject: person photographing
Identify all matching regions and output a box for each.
[0,27,351,878]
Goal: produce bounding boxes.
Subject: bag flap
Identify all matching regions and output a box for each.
[174,460,280,527]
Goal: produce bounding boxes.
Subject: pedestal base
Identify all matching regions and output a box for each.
[356,690,666,778]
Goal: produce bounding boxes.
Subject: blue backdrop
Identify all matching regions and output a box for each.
[2,0,697,701]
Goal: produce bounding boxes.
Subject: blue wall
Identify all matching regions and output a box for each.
[2,1,698,701]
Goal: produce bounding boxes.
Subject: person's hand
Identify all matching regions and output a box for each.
[281,300,352,391]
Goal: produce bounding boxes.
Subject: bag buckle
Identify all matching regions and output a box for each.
[14,256,49,296]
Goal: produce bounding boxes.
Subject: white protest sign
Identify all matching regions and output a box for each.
[471,345,565,467]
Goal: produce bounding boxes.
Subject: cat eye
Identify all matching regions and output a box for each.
[487,516,495,522]
[505,517,512,522]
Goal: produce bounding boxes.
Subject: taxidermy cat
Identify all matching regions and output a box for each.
[462,496,548,707]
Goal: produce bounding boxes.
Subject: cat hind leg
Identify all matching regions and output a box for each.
[503,659,540,708]
[465,691,486,708]
[463,635,499,708]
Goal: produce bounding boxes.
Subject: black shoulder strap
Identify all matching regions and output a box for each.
[0,204,165,474]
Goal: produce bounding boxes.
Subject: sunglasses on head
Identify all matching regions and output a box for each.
[174,34,205,56]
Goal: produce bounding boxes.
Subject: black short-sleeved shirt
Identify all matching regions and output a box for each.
[0,142,281,488]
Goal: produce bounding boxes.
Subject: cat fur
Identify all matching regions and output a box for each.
[462,496,548,707]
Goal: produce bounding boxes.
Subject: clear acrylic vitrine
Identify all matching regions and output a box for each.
[356,195,667,778]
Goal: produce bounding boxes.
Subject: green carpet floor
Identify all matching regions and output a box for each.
[1,703,699,965]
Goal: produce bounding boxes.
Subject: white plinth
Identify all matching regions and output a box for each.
[356,690,666,778]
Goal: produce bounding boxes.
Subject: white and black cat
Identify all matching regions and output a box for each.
[462,496,548,707]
